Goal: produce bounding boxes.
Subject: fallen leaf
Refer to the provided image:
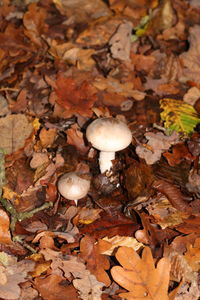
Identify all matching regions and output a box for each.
[0,114,33,154]
[39,128,57,148]
[163,143,194,167]
[73,207,102,225]
[0,209,12,244]
[184,238,200,271]
[136,131,179,165]
[55,75,97,118]
[80,235,111,286]
[146,196,187,229]
[179,25,200,83]
[0,252,35,300]
[109,21,132,61]
[160,98,200,136]
[23,2,48,46]
[54,0,111,23]
[183,87,200,106]
[73,273,104,300]
[98,235,143,255]
[35,274,79,300]
[80,211,139,239]
[93,76,145,101]
[111,246,170,300]
[186,169,200,194]
[66,124,89,155]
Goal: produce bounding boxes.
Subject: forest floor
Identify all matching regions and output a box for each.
[0,0,200,299]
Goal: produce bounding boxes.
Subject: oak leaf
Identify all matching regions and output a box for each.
[111,246,170,300]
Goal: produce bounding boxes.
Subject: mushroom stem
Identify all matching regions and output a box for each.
[99,151,115,173]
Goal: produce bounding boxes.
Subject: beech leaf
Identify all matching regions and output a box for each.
[0,114,33,154]
[111,246,170,300]
[160,98,200,136]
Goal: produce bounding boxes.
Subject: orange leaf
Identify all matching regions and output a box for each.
[0,209,12,244]
[111,246,170,300]
[55,75,97,118]
[80,235,111,286]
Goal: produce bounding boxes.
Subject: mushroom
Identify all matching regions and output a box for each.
[86,117,132,173]
[57,172,90,205]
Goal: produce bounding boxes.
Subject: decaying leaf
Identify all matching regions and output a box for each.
[109,21,132,61]
[136,131,179,165]
[111,246,171,300]
[39,248,105,300]
[146,196,187,229]
[73,273,104,300]
[0,252,35,300]
[0,114,33,154]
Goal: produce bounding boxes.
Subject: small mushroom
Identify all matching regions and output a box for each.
[57,172,90,205]
[86,117,132,173]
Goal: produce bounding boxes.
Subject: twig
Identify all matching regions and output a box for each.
[0,198,53,232]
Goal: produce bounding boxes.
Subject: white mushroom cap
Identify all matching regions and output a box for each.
[57,172,90,201]
[86,117,132,152]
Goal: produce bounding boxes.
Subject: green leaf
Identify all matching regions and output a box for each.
[160,98,200,136]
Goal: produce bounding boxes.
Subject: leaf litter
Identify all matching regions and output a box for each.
[0,0,200,299]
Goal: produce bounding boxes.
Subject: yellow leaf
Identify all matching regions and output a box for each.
[160,98,200,136]
[111,246,170,300]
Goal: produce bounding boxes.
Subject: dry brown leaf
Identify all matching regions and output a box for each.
[0,114,33,154]
[80,235,111,286]
[39,128,57,148]
[179,25,200,83]
[146,196,187,229]
[109,21,132,61]
[23,2,48,47]
[73,207,102,225]
[111,246,170,300]
[0,252,35,300]
[39,248,105,299]
[55,75,97,118]
[98,236,143,255]
[35,274,79,300]
[183,87,200,105]
[66,124,89,155]
[93,76,145,100]
[136,131,179,165]
[184,238,200,272]
[54,0,111,23]
[73,273,104,300]
[63,48,96,71]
